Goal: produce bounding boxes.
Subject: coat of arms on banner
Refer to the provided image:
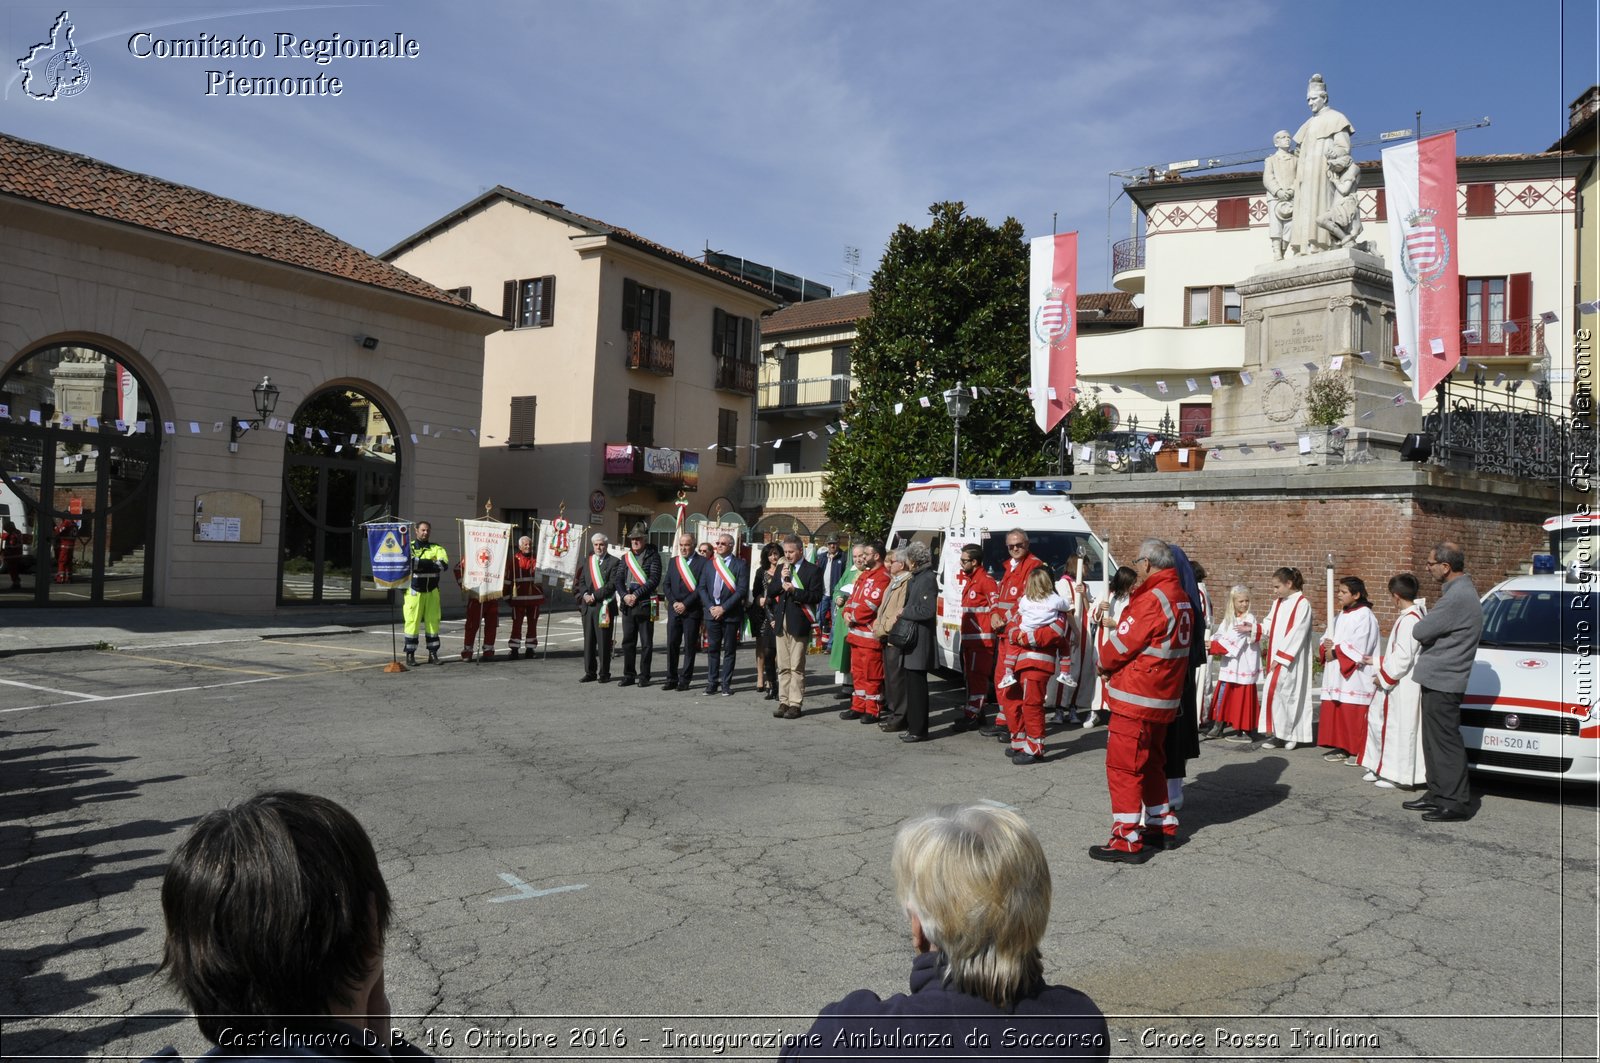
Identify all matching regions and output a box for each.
[536,518,580,583]
[1032,286,1073,349]
[1399,208,1451,291]
[461,520,510,600]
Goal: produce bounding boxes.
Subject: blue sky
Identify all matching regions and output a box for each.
[4,0,1596,294]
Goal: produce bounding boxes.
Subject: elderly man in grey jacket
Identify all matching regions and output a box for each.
[1402,541,1484,822]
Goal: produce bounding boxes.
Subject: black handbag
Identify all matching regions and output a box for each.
[886,617,918,650]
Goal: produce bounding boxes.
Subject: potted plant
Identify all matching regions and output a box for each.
[1153,434,1206,472]
[1300,370,1353,467]
[1066,394,1114,474]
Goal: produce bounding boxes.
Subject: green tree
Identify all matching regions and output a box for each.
[822,202,1048,539]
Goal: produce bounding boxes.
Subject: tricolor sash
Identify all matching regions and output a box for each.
[674,554,698,592]
[712,554,738,596]
[588,555,605,593]
[624,550,647,586]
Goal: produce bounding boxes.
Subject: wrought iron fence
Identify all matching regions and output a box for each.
[1421,373,1574,481]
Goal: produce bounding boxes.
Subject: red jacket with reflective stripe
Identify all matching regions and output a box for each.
[992,553,1045,629]
[1097,567,1193,723]
[958,569,999,641]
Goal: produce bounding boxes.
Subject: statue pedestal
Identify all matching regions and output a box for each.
[1207,247,1421,470]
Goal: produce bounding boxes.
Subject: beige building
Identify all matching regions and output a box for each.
[384,188,780,543]
[746,291,869,535]
[0,133,501,613]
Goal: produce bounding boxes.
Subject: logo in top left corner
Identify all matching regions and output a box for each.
[18,11,91,101]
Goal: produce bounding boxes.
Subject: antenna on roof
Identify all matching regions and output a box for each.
[842,246,861,292]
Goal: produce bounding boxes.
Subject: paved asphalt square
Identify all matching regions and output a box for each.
[1,623,1595,1060]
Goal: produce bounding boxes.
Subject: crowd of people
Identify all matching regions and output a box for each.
[397,519,1486,854]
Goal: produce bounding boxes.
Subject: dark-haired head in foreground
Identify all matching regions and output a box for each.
[158,791,423,1058]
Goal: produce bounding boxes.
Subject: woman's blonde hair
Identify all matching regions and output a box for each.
[1023,566,1056,601]
[892,803,1049,1008]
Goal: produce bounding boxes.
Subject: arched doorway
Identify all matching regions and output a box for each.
[0,343,159,605]
[278,387,401,605]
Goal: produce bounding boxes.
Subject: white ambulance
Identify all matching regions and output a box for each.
[1461,544,1599,785]
[884,477,1116,675]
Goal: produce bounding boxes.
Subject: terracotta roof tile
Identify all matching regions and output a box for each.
[759,291,872,337]
[0,132,481,313]
[1077,291,1142,326]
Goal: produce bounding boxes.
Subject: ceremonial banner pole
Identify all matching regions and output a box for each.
[362,514,412,673]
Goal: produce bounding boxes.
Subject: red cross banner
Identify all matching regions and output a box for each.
[461,519,510,600]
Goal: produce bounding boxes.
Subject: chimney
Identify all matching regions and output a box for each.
[1571,85,1600,129]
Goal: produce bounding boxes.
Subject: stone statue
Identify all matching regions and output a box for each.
[1263,130,1297,260]
[1316,151,1363,249]
[1289,73,1354,256]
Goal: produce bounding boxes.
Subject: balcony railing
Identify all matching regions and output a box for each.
[626,331,675,375]
[714,356,757,395]
[740,470,828,511]
[758,373,850,410]
[1459,315,1543,361]
[1112,236,1145,275]
[1421,375,1568,481]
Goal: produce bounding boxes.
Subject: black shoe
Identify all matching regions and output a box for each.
[950,716,977,733]
[619,677,636,687]
[1421,807,1472,822]
[1012,751,1045,765]
[899,733,924,743]
[839,709,862,720]
[701,687,717,696]
[666,677,679,689]
[782,706,802,720]
[429,651,441,665]
[639,678,652,688]
[1402,797,1440,812]
[404,653,416,667]
[599,675,612,683]
[859,713,878,724]
[508,649,520,661]
[879,718,908,733]
[1141,830,1178,849]
[772,703,787,718]
[580,674,597,683]
[1088,844,1150,864]
[978,723,1006,738]
[765,688,779,701]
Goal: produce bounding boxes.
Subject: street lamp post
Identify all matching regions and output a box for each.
[941,380,971,477]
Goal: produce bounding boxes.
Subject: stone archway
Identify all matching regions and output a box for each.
[277,386,401,605]
[0,343,160,605]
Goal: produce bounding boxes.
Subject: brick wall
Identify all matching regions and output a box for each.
[1075,479,1552,634]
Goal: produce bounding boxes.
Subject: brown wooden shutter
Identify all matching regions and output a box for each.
[738,316,753,361]
[1373,188,1386,222]
[712,308,726,357]
[503,280,517,325]
[1465,183,1495,217]
[1508,273,1532,354]
[641,392,655,445]
[539,276,555,327]
[508,396,537,447]
[1216,197,1248,230]
[622,279,639,332]
[657,290,672,339]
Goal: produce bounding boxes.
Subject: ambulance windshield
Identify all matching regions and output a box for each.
[981,531,1106,583]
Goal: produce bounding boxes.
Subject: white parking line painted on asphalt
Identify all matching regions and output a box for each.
[2,673,287,714]
[0,678,106,700]
[487,872,588,903]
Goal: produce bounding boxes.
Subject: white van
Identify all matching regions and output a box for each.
[884,477,1116,675]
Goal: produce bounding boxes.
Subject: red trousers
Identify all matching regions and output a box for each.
[850,639,885,718]
[1105,713,1172,851]
[463,598,501,658]
[1008,674,1048,756]
[993,644,1022,727]
[961,640,995,716]
[509,601,541,650]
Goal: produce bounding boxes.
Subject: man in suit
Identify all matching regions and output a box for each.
[574,531,620,683]
[697,531,748,697]
[770,534,825,720]
[617,522,663,687]
[663,532,706,691]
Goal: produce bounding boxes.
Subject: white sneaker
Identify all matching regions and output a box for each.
[1284,740,1300,750]
[1361,770,1378,782]
[1374,779,1397,789]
